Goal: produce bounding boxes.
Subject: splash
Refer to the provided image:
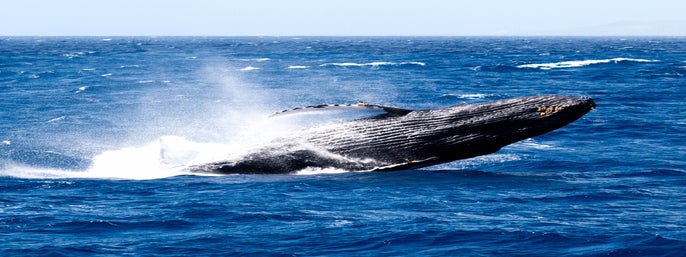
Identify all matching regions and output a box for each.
[295,167,351,175]
[0,63,294,180]
[0,59,393,180]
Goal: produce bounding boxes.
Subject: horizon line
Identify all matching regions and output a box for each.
[3,34,686,38]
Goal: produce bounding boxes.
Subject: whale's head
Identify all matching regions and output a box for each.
[457,95,596,140]
[352,95,596,170]
[414,95,596,163]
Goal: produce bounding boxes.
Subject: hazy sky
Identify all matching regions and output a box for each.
[2,0,685,36]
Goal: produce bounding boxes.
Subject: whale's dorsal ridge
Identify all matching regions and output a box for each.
[269,102,413,118]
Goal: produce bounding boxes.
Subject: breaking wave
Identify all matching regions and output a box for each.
[288,65,310,69]
[320,61,426,68]
[517,58,659,70]
[441,93,500,100]
[240,66,260,71]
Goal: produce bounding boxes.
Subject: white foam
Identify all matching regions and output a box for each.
[427,154,522,170]
[119,65,141,68]
[443,93,496,100]
[0,164,84,179]
[86,140,188,179]
[295,167,351,175]
[517,58,659,70]
[157,136,241,167]
[0,136,233,180]
[47,116,66,123]
[320,61,426,67]
[240,66,260,71]
[402,61,426,66]
[288,65,310,69]
[513,138,558,150]
[1,140,9,145]
[7,117,314,180]
[75,86,88,93]
[3,62,425,180]
[460,94,490,99]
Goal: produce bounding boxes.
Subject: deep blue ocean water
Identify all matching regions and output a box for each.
[1,37,685,256]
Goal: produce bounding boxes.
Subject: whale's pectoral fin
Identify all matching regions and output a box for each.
[370,157,440,172]
[269,102,413,118]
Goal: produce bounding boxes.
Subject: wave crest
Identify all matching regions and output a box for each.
[517,58,659,70]
[320,61,426,68]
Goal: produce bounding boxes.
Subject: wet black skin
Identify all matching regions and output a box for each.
[190,95,595,174]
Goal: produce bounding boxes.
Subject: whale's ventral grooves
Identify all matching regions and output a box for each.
[190,95,595,174]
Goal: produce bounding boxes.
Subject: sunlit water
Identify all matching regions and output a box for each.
[1,37,685,256]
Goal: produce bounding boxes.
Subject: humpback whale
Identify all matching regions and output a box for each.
[189,95,595,174]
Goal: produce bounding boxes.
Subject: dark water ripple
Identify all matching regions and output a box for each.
[1,37,686,256]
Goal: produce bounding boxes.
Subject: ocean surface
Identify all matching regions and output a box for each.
[1,37,685,256]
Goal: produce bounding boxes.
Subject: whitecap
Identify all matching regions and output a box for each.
[287,65,310,69]
[237,58,271,62]
[457,93,491,99]
[514,138,557,150]
[402,61,426,66]
[63,52,81,58]
[75,86,88,93]
[441,93,497,100]
[328,219,353,228]
[320,62,364,67]
[63,51,95,58]
[137,80,155,84]
[82,68,96,71]
[119,65,141,68]
[1,140,10,145]
[517,58,660,70]
[101,73,112,77]
[47,116,66,123]
[240,66,260,71]
[320,61,425,68]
